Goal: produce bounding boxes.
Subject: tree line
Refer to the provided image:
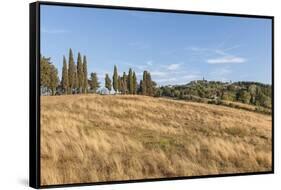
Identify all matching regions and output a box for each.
[41,49,271,109]
[40,49,157,96]
[156,80,272,109]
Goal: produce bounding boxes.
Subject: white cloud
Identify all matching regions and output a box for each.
[186,44,246,65]
[207,56,246,64]
[182,74,200,80]
[150,71,167,77]
[156,78,177,83]
[167,63,181,70]
[146,60,153,66]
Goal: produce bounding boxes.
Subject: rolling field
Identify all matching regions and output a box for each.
[40,94,272,185]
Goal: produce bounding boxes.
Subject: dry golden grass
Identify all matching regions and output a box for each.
[40,94,272,185]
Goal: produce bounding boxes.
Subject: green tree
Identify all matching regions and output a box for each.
[61,56,68,94]
[68,48,75,94]
[40,56,51,88]
[121,72,128,94]
[117,76,122,93]
[89,72,100,93]
[49,64,59,95]
[173,89,181,98]
[141,71,147,95]
[112,65,118,93]
[256,87,271,108]
[73,64,78,94]
[146,72,153,96]
[139,80,143,94]
[237,90,251,104]
[77,52,83,93]
[82,55,88,93]
[132,71,137,94]
[127,68,133,94]
[248,84,257,104]
[105,74,112,92]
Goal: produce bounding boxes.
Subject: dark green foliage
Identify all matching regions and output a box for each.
[49,64,59,95]
[105,74,112,92]
[146,72,154,96]
[40,56,59,96]
[237,90,251,104]
[157,80,271,109]
[222,91,236,101]
[40,56,51,87]
[154,88,163,97]
[82,55,88,93]
[139,80,143,94]
[68,48,75,94]
[117,76,122,93]
[113,65,118,93]
[89,72,100,93]
[127,68,134,94]
[61,56,68,94]
[141,71,147,95]
[121,72,128,94]
[132,71,137,94]
[73,65,78,93]
[140,71,155,96]
[77,52,83,93]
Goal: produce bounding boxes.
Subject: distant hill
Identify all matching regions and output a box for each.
[155,80,272,111]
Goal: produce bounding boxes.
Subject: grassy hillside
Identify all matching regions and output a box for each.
[40,94,272,185]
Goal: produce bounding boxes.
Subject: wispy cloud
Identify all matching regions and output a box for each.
[186,44,246,65]
[182,74,200,80]
[167,63,181,71]
[150,71,167,77]
[42,28,69,34]
[146,60,153,66]
[207,56,246,64]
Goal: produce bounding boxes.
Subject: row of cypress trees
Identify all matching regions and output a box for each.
[61,49,88,94]
[41,48,156,96]
[104,65,156,96]
[104,66,138,94]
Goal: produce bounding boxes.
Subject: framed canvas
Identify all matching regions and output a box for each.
[29,1,274,188]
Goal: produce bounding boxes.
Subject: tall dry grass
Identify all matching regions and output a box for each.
[40,94,272,185]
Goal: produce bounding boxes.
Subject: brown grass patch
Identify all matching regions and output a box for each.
[40,94,272,185]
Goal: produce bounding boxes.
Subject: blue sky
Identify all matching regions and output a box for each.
[40,5,272,87]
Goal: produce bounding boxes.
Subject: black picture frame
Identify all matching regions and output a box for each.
[29,1,274,189]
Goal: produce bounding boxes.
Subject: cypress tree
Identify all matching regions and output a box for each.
[49,64,59,95]
[122,72,128,94]
[146,72,153,96]
[105,74,112,92]
[141,71,148,95]
[132,71,137,94]
[61,56,68,94]
[113,65,118,93]
[128,68,133,94]
[117,76,122,93]
[77,52,83,93]
[90,72,100,93]
[73,64,78,94]
[68,48,75,94]
[139,80,143,95]
[82,55,88,93]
